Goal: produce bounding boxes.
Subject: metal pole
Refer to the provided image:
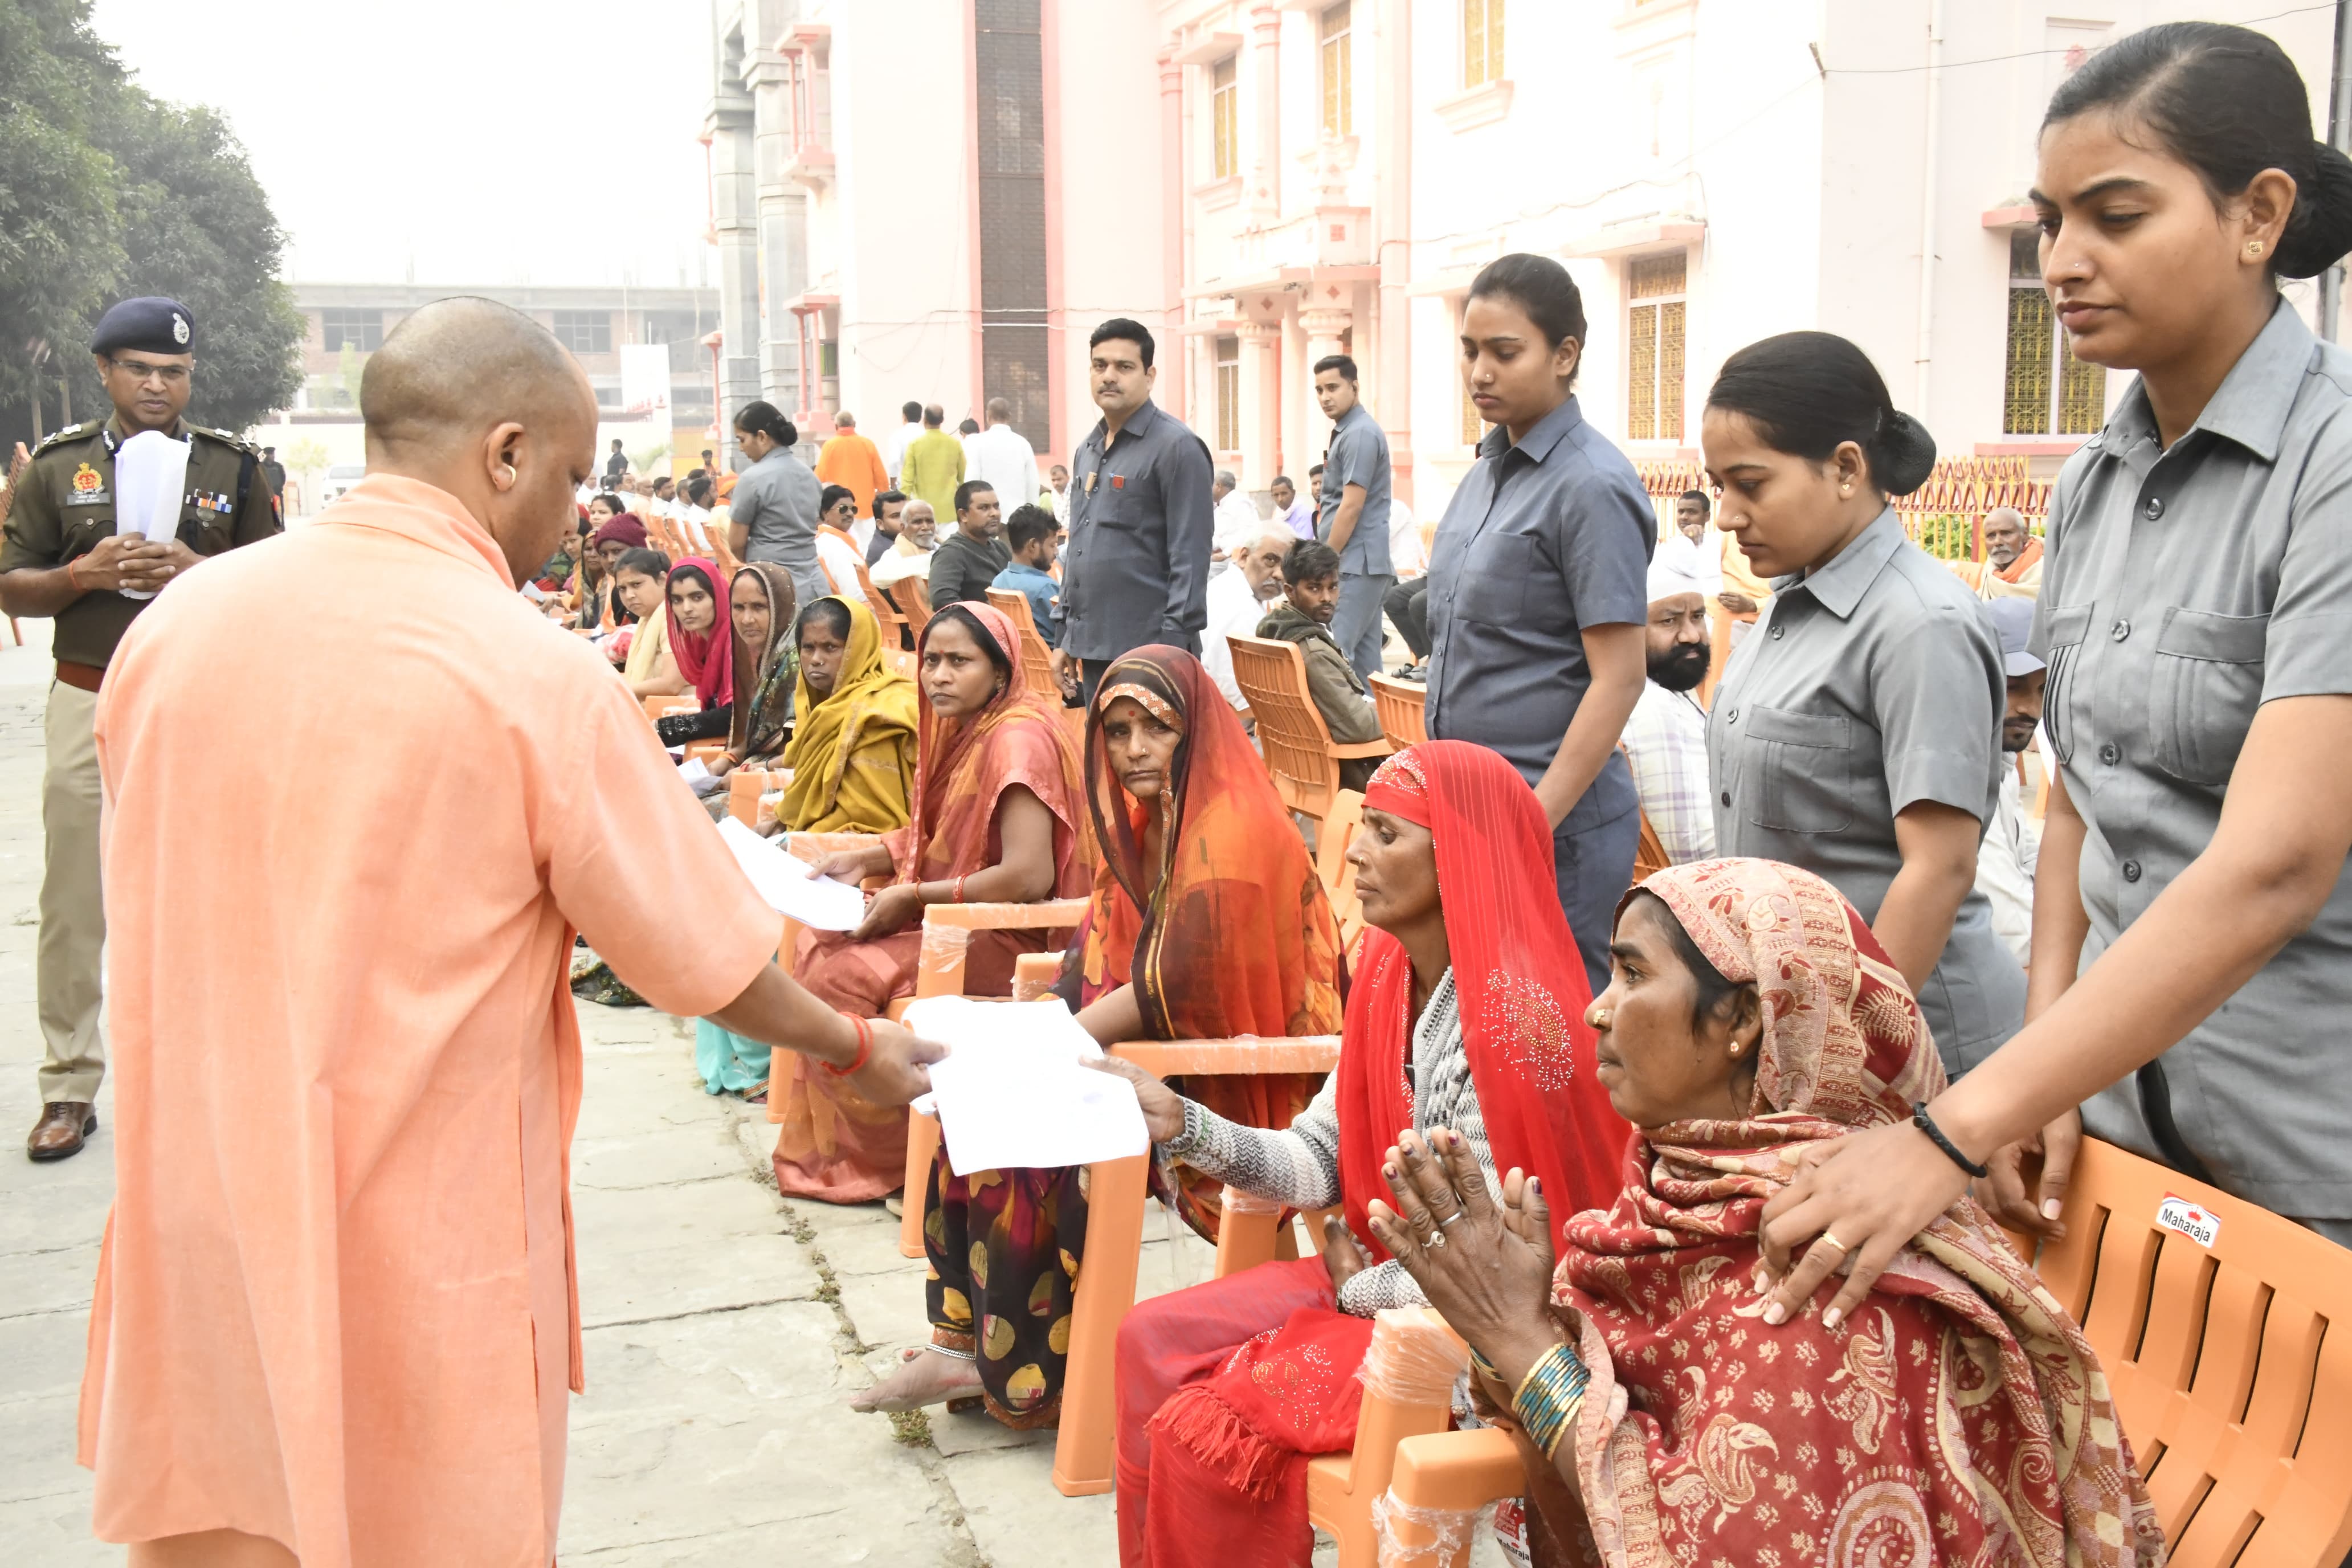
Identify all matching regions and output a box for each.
[2326,0,2352,341]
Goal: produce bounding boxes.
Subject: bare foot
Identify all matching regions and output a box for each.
[850,1347,984,1413]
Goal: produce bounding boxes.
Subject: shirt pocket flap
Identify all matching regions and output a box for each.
[2042,602,2094,648]
[2155,608,2267,663]
[1744,707,1852,749]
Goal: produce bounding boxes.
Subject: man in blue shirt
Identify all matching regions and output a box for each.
[1314,356,1394,679]
[990,504,1061,647]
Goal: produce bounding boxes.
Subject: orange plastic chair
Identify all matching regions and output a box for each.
[2033,1138,2352,1567]
[726,766,787,828]
[1317,789,1367,964]
[1367,673,1428,750]
[1228,635,1391,830]
[900,573,934,627]
[1050,1032,1345,1498]
[986,587,1083,748]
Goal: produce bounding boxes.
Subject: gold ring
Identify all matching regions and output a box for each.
[1818,1230,1849,1255]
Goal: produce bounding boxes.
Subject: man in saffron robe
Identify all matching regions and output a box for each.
[76,297,941,1568]
[1977,504,2045,599]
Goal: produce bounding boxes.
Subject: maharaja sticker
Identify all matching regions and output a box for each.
[2155,1193,2220,1248]
[67,463,108,506]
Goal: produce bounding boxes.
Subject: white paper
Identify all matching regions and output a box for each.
[676,756,726,797]
[904,997,1149,1171]
[111,431,191,601]
[716,816,868,930]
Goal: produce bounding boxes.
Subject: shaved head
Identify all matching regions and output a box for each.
[358,297,597,586]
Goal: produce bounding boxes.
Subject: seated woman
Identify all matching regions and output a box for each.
[854,647,1349,1430]
[1096,742,1630,1566]
[773,602,1088,1202]
[1377,858,2159,1568]
[663,558,734,738]
[611,548,682,697]
[775,595,919,835]
[705,561,798,785]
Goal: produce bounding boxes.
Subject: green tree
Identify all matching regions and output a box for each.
[83,91,304,432]
[0,0,126,423]
[1,1,301,446]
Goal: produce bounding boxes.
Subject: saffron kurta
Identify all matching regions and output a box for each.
[78,473,781,1566]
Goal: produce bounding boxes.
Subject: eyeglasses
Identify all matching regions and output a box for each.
[107,358,189,386]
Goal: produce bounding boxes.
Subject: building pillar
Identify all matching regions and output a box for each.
[1300,303,1351,464]
[1158,47,1187,421]
[1240,320,1281,492]
[708,107,760,467]
[1248,6,1283,220]
[1375,0,1414,506]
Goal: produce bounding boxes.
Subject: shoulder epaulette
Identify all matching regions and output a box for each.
[189,424,259,455]
[30,421,100,456]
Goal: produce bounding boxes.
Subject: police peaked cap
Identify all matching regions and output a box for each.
[90,297,195,356]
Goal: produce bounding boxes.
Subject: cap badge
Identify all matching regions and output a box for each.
[172,313,189,345]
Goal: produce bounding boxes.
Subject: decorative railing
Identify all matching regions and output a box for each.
[1634,455,2052,562]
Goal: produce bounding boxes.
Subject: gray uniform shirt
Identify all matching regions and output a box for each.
[2031,300,2352,1217]
[1318,401,1393,577]
[1424,395,1651,832]
[730,448,824,603]
[1058,397,1214,662]
[1709,508,2024,1075]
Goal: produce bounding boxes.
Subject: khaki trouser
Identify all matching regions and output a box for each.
[37,679,104,1104]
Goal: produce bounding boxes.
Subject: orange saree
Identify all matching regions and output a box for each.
[774,602,1089,1202]
[1061,645,1342,1236]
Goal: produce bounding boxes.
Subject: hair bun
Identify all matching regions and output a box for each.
[1870,410,1938,496]
[2276,140,2352,278]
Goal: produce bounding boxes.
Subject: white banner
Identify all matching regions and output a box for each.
[618,343,672,420]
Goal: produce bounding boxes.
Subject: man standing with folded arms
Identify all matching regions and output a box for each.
[2,297,280,1162]
[1052,317,1213,704]
[75,297,940,1568]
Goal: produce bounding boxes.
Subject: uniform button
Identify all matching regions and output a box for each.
[2145,496,2165,520]
[2110,618,2132,643]
[2099,742,2121,765]
[1727,707,1739,722]
[2122,859,2142,883]
[1770,623,1785,640]
[1720,791,1730,807]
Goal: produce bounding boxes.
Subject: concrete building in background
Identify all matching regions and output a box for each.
[705,0,1166,474]
[1154,0,2338,521]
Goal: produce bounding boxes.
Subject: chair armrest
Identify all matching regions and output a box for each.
[1108,1035,1342,1076]
[1387,1427,1526,1511]
[1333,740,1395,760]
[921,898,1093,932]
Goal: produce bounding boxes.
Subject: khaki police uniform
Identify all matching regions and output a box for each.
[0,415,280,1104]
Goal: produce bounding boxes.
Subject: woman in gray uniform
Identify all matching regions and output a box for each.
[1759,21,2352,1332]
[1702,331,2024,1078]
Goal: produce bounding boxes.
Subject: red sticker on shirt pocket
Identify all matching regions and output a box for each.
[1110,473,1125,489]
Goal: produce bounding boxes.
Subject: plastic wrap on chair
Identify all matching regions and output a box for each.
[1220,1183,1287,1216]
[1370,1491,1492,1568]
[1357,1306,1469,1405]
[1010,950,1063,1002]
[914,922,973,985]
[924,897,1092,931]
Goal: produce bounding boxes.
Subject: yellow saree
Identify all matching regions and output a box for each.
[777,595,919,834]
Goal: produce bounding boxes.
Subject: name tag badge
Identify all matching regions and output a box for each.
[1111,474,1125,491]
[67,462,110,507]
[2155,1193,2220,1248]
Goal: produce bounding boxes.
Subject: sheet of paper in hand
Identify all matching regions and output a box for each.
[716,815,867,930]
[904,995,1149,1171]
[112,430,191,601]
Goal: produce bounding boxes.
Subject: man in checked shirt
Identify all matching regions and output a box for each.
[1619,553,1717,865]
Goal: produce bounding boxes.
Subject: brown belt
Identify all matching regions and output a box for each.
[55,661,105,693]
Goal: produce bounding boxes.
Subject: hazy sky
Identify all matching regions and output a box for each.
[88,0,717,289]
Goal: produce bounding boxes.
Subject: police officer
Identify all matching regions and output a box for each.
[0,297,280,1161]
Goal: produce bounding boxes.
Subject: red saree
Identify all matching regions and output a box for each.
[776,602,1089,1201]
[1117,742,1631,1568]
[1540,859,2158,1568]
[1064,646,1343,1236]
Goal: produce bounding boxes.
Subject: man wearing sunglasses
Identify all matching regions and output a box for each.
[1,296,280,1162]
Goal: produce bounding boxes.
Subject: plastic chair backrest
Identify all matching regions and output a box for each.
[1317,789,1366,961]
[1367,673,1427,750]
[901,573,934,627]
[1228,634,1342,820]
[986,587,1060,700]
[2035,1138,2352,1568]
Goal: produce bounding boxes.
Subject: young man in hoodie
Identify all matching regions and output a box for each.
[1256,539,1383,787]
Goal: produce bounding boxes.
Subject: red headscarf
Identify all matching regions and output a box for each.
[664,558,734,711]
[1335,741,1629,1258]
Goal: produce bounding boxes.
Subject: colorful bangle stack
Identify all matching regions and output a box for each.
[1511,1341,1591,1460]
[952,873,967,904]
[826,1011,873,1077]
